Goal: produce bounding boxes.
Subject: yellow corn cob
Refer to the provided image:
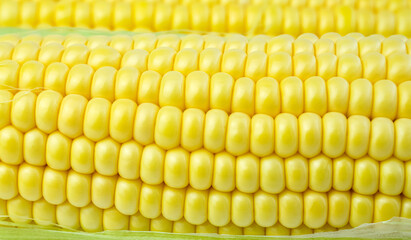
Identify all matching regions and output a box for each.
[0,31,411,236]
[1,0,411,36]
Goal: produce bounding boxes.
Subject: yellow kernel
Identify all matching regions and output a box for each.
[379,158,404,196]
[226,112,250,156]
[317,53,337,80]
[387,53,411,84]
[0,162,18,200]
[12,41,39,65]
[44,63,68,95]
[133,103,159,146]
[61,44,90,68]
[129,213,150,231]
[221,49,246,80]
[293,52,316,81]
[250,114,274,157]
[33,198,56,226]
[401,197,411,218]
[110,99,137,143]
[304,76,327,116]
[314,38,335,56]
[162,186,185,221]
[140,144,165,185]
[19,61,45,89]
[11,91,36,133]
[109,35,132,55]
[275,113,298,158]
[303,190,327,229]
[115,177,141,216]
[350,193,373,228]
[67,170,91,208]
[0,125,23,165]
[181,34,204,53]
[336,36,358,56]
[18,163,43,202]
[88,46,121,69]
[322,112,347,158]
[185,187,208,225]
[268,52,292,81]
[333,155,354,191]
[212,152,235,192]
[353,157,379,195]
[91,173,116,209]
[199,48,222,76]
[218,222,242,235]
[298,113,322,158]
[372,80,397,120]
[254,190,278,227]
[328,190,350,228]
[231,190,253,227]
[148,47,176,75]
[294,38,314,55]
[189,149,213,190]
[210,72,234,113]
[405,161,411,198]
[114,67,140,101]
[139,183,162,219]
[260,155,285,194]
[91,67,116,101]
[80,203,103,232]
[118,141,142,180]
[266,223,290,236]
[204,109,228,153]
[132,34,157,52]
[285,154,308,192]
[196,221,218,234]
[337,54,362,83]
[150,215,172,232]
[245,51,267,81]
[185,71,210,112]
[244,222,265,235]
[66,64,94,99]
[38,43,64,66]
[0,90,12,129]
[208,189,231,227]
[395,118,411,161]
[374,193,401,223]
[359,36,381,57]
[155,106,182,150]
[23,129,46,166]
[7,195,32,224]
[56,202,80,230]
[173,218,195,233]
[280,77,303,116]
[181,108,205,152]
[346,115,370,159]
[159,71,185,108]
[164,148,189,188]
[94,138,120,176]
[255,77,280,117]
[103,207,129,230]
[369,117,395,161]
[279,190,303,229]
[348,79,372,117]
[398,82,411,118]
[309,154,332,192]
[174,48,199,76]
[83,98,111,142]
[71,136,94,174]
[121,50,148,74]
[42,167,67,205]
[361,53,386,83]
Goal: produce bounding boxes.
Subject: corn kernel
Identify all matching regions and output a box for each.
[327,77,349,113]
[185,71,209,112]
[199,48,222,76]
[268,52,292,81]
[189,149,213,190]
[353,157,379,195]
[185,187,208,225]
[173,218,195,233]
[0,90,12,129]
[139,183,162,219]
[129,213,150,231]
[196,221,218,233]
[118,141,142,180]
[221,49,246,80]
[226,112,250,156]
[91,67,116,101]
[260,155,285,194]
[133,103,159,146]
[19,61,44,89]
[140,144,165,185]
[115,177,141,216]
[374,193,401,223]
[266,223,290,236]
[333,155,354,191]
[42,167,67,205]
[372,80,397,120]
[328,190,350,228]
[11,91,36,133]
[67,170,91,208]
[0,162,18,200]
[94,138,120,176]
[322,112,347,158]
[208,189,231,227]
[83,98,111,142]
[280,77,303,116]
[275,113,298,158]
[379,158,404,196]
[255,77,280,117]
[33,198,56,226]
[348,79,372,117]
[80,203,103,232]
[44,63,68,96]
[298,113,322,158]
[279,190,303,228]
[162,186,185,221]
[18,163,43,202]
[350,193,373,228]
[174,48,199,76]
[7,195,32,224]
[121,50,148,74]
[254,190,277,228]
[103,207,129,230]
[398,82,411,119]
[395,118,411,161]
[23,129,47,166]
[56,201,80,230]
[181,109,205,152]
[369,117,395,161]
[61,44,90,68]
[91,173,116,209]
[71,136,94,174]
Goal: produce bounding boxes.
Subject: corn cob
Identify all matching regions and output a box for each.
[1,30,411,236]
[1,0,411,37]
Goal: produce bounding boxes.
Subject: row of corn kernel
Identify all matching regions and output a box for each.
[4,33,411,57]
[2,190,410,232]
[66,0,411,11]
[3,60,411,119]
[0,195,354,234]
[2,89,411,159]
[2,40,411,85]
[1,148,410,198]
[1,0,411,36]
